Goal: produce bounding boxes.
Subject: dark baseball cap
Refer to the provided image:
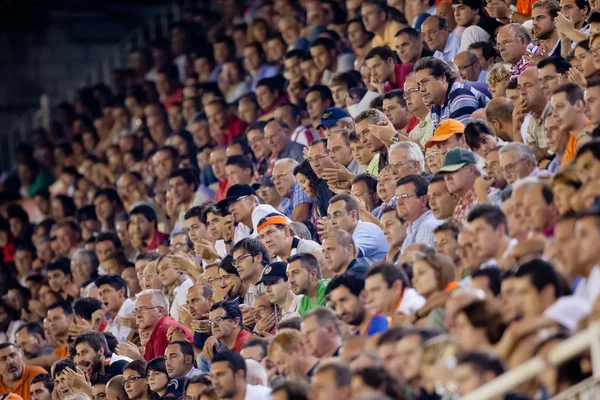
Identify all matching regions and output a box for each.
[251,175,274,191]
[257,262,288,285]
[318,107,351,129]
[438,148,477,173]
[216,184,256,210]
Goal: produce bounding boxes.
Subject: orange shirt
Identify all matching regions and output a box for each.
[53,345,69,359]
[0,364,47,399]
[562,134,578,165]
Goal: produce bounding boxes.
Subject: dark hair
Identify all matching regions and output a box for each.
[184,205,205,222]
[515,259,563,298]
[468,41,500,61]
[95,275,128,296]
[576,140,600,161]
[395,26,420,41]
[452,0,482,11]
[414,57,453,81]
[212,350,247,378]
[365,46,397,64]
[129,205,157,226]
[464,120,495,150]
[17,322,45,339]
[552,82,585,105]
[352,366,405,399]
[589,10,600,23]
[272,378,310,400]
[325,271,366,298]
[73,331,110,357]
[168,340,195,359]
[147,357,168,375]
[102,332,119,353]
[217,254,239,277]
[305,85,334,105]
[396,174,429,197]
[96,232,123,250]
[311,37,336,51]
[377,326,411,346]
[47,257,72,276]
[73,298,104,322]
[456,351,505,377]
[293,160,320,196]
[285,49,307,61]
[226,155,253,172]
[53,358,76,379]
[277,316,302,331]
[471,268,502,296]
[231,238,270,266]
[241,337,269,358]
[366,261,411,290]
[330,194,360,217]
[210,300,243,325]
[538,56,572,75]
[351,173,379,196]
[288,253,321,279]
[382,89,407,107]
[48,301,73,315]
[124,359,148,377]
[54,195,77,218]
[31,373,54,393]
[466,204,508,234]
[169,168,200,191]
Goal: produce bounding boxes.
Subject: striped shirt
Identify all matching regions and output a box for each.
[282,182,313,218]
[510,43,541,77]
[400,210,443,254]
[430,80,490,128]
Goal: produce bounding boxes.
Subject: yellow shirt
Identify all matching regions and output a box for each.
[371,21,405,49]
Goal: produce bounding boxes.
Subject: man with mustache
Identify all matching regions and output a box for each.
[0,343,46,399]
[287,253,329,317]
[73,332,128,381]
[15,323,52,360]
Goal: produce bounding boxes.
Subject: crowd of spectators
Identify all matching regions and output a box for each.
[2,0,600,399]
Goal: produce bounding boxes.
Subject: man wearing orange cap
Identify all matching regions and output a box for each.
[257,213,321,262]
[0,343,46,400]
[426,119,469,160]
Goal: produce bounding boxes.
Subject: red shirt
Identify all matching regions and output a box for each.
[406,115,420,133]
[162,88,183,110]
[232,329,252,353]
[145,231,170,251]
[219,115,248,146]
[144,315,194,361]
[215,179,231,202]
[385,63,414,92]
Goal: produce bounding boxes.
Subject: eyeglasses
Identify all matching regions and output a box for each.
[591,46,600,56]
[270,171,291,183]
[205,276,219,286]
[123,376,146,385]
[457,62,476,72]
[397,193,419,200]
[228,196,249,211]
[497,38,519,50]
[426,151,440,160]
[306,154,329,163]
[132,306,160,315]
[500,159,526,174]
[208,316,233,325]
[233,253,253,266]
[403,88,420,100]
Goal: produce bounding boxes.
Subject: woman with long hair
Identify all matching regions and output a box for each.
[123,360,152,400]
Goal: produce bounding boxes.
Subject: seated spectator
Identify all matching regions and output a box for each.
[422,16,461,62]
[0,343,46,399]
[257,262,302,320]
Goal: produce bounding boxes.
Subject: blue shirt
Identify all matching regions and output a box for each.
[433,32,461,62]
[282,182,313,218]
[250,64,280,91]
[353,220,390,265]
[279,140,306,164]
[366,315,389,336]
[430,80,490,128]
[401,210,443,254]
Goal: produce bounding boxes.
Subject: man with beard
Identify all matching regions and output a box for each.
[287,253,329,316]
[325,271,389,337]
[531,0,561,57]
[211,350,271,400]
[73,332,128,381]
[231,238,270,305]
[0,343,46,399]
[15,323,53,360]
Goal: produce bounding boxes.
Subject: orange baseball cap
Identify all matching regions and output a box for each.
[426,119,465,148]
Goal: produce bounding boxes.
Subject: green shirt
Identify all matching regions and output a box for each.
[365,153,380,175]
[298,279,331,316]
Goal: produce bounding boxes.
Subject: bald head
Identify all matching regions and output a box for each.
[106,375,128,400]
[454,51,482,81]
[486,97,514,122]
[264,119,291,155]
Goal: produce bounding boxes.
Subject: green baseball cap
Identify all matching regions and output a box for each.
[438,148,477,173]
